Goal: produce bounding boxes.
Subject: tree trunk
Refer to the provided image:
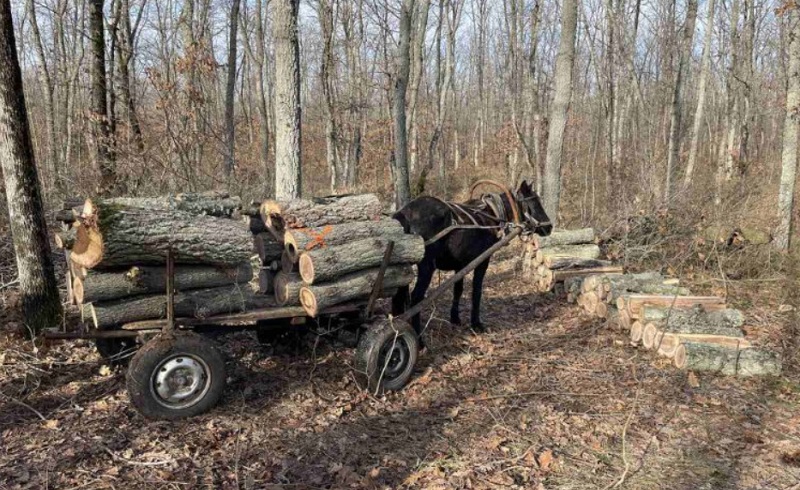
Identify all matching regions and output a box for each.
[75,263,253,304]
[299,234,424,284]
[299,265,415,317]
[224,0,241,176]
[392,0,415,209]
[319,0,341,191]
[284,218,405,261]
[664,0,698,204]
[260,193,383,234]
[776,6,800,251]
[71,204,253,269]
[673,342,781,376]
[87,284,274,328]
[89,0,116,193]
[684,0,715,188]
[258,268,275,294]
[541,0,578,224]
[0,0,62,335]
[274,271,303,305]
[273,0,302,199]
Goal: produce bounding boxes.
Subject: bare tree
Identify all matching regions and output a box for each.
[273,0,302,199]
[776,5,800,251]
[542,0,579,223]
[664,0,698,203]
[318,0,340,191]
[0,0,62,335]
[392,0,415,209]
[89,0,115,193]
[224,0,241,176]
[684,0,715,188]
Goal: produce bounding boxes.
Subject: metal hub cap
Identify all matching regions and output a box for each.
[378,338,410,381]
[151,354,211,409]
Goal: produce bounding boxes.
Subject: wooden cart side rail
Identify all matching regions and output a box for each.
[119,302,365,331]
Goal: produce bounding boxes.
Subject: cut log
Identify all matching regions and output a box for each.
[54,227,77,249]
[545,257,613,270]
[73,263,253,304]
[274,271,304,306]
[87,284,274,328]
[582,272,627,293]
[640,305,745,333]
[284,218,406,262]
[299,235,424,284]
[673,342,781,376]
[93,191,241,217]
[617,309,632,331]
[281,250,295,273]
[71,202,253,269]
[583,291,599,315]
[605,283,691,304]
[254,233,283,263]
[619,295,726,319]
[630,320,644,343]
[299,265,415,317]
[536,244,601,264]
[260,194,383,236]
[258,269,275,294]
[535,228,595,248]
[552,266,624,283]
[655,332,752,358]
[594,301,609,318]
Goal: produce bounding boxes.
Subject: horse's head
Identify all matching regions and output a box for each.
[515,180,552,236]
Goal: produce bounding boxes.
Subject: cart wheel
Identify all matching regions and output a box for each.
[126,333,226,420]
[355,318,419,394]
[95,338,138,365]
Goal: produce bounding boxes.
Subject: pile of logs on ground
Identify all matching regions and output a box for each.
[522,228,621,292]
[56,192,419,328]
[568,269,781,377]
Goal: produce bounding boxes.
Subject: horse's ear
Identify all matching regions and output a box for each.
[519,180,531,193]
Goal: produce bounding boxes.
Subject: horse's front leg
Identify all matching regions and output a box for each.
[409,258,435,346]
[450,279,464,326]
[470,259,491,332]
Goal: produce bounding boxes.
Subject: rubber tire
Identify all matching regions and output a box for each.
[95,338,138,366]
[355,318,419,395]
[126,332,226,420]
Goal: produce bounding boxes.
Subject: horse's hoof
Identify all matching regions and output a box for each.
[450,316,462,326]
[471,323,486,333]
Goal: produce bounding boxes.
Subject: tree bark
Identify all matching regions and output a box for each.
[537,244,600,264]
[253,233,283,263]
[75,263,253,304]
[0,0,62,335]
[655,332,752,358]
[89,0,116,193]
[299,234,424,284]
[641,305,745,331]
[673,342,781,376]
[87,284,274,328]
[273,0,302,199]
[92,192,241,217]
[545,258,612,270]
[542,0,578,224]
[260,193,383,234]
[392,0,415,209]
[534,228,595,248]
[258,268,275,294]
[299,265,415,317]
[284,218,405,261]
[777,6,800,250]
[619,294,726,319]
[71,204,253,269]
[224,0,241,176]
[684,0,716,188]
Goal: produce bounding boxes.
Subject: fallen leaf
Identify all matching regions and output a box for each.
[99,365,112,376]
[687,371,700,388]
[43,419,59,430]
[537,449,554,471]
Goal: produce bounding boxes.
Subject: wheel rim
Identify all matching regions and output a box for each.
[377,336,411,382]
[150,353,211,410]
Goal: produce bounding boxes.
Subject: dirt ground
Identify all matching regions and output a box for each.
[2,262,800,489]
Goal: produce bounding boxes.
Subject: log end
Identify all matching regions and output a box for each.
[673,344,687,368]
[298,253,314,284]
[284,231,300,262]
[70,223,104,269]
[299,287,318,317]
[642,322,658,349]
[73,276,85,305]
[630,321,643,343]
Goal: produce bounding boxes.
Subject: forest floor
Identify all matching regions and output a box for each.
[1,261,800,489]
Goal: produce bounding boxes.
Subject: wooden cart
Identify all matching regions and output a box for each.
[45,228,522,420]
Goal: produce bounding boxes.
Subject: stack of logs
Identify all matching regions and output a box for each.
[569,269,781,377]
[55,192,420,328]
[55,192,270,329]
[246,193,422,317]
[522,228,622,292]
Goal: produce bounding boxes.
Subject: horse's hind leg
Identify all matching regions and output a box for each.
[450,279,464,326]
[392,286,410,316]
[470,259,491,332]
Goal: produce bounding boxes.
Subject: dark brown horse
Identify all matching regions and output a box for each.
[392,180,552,343]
